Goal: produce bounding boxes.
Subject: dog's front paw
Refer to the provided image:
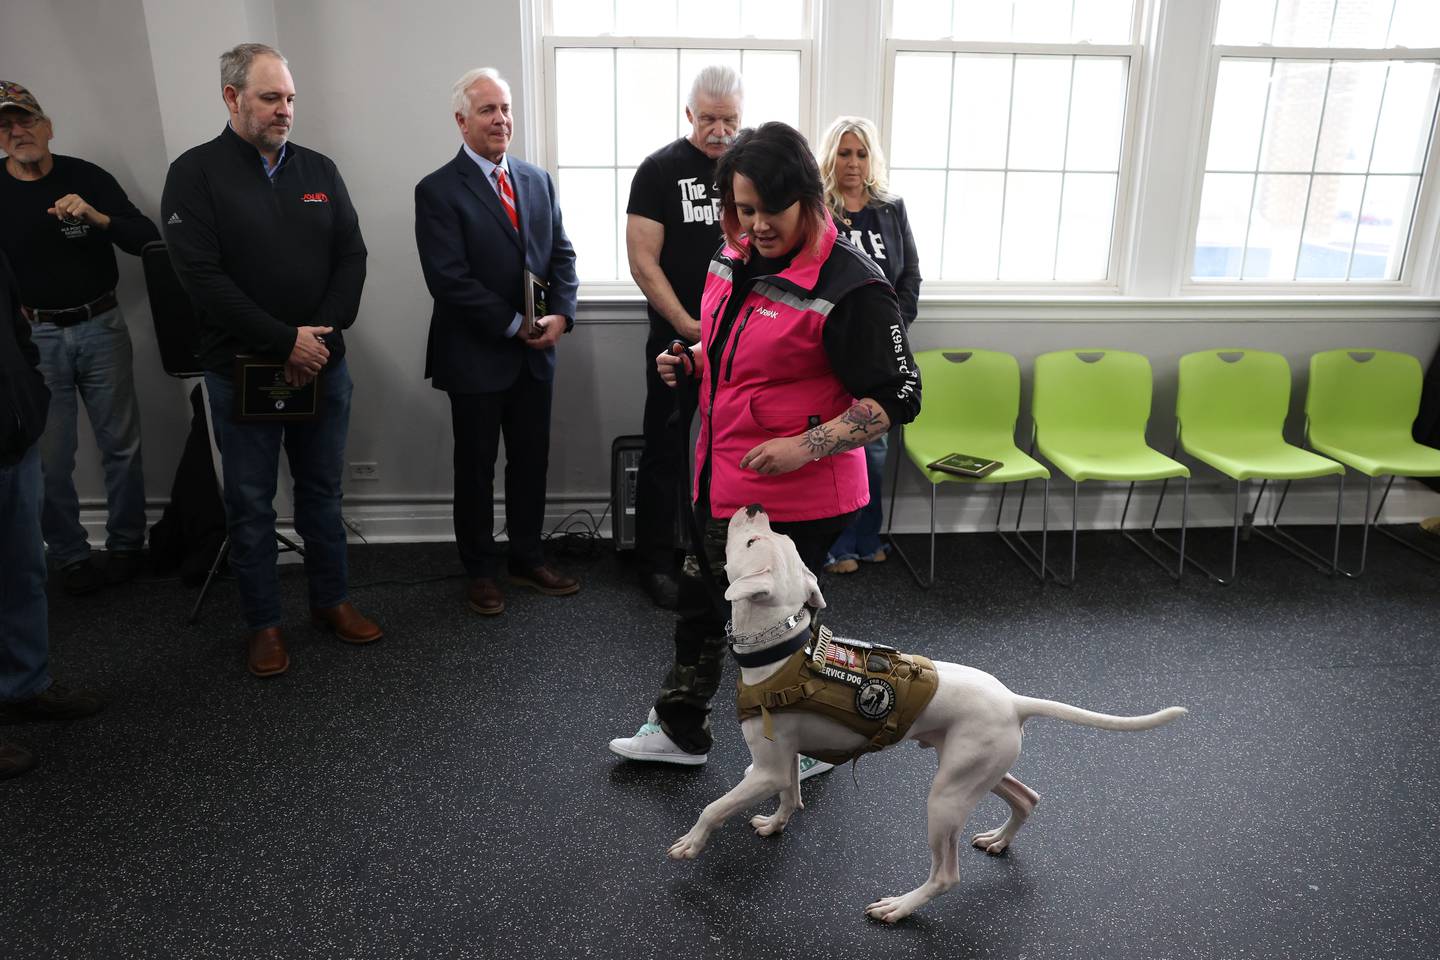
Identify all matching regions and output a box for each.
[750,812,790,836]
[865,894,920,924]
[668,831,707,860]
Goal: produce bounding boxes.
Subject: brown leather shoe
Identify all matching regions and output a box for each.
[248,627,290,677]
[508,564,580,596]
[310,601,383,644]
[467,577,505,615]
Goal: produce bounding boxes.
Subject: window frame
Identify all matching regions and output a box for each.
[879,1,1148,294]
[1182,40,1440,295]
[538,3,816,291]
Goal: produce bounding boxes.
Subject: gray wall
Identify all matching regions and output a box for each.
[3,0,1438,545]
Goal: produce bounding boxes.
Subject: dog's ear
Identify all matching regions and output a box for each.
[803,565,825,609]
[724,568,774,601]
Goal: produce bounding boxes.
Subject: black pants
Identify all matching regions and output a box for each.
[635,326,699,571]
[653,491,854,754]
[448,366,553,578]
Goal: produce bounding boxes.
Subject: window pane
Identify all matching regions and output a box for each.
[1071,0,1136,43]
[677,50,741,138]
[741,0,804,37]
[1298,174,1365,277]
[1215,0,1278,44]
[1208,60,1272,170]
[1369,61,1440,173]
[618,49,679,167]
[1273,0,1339,46]
[950,55,1012,168]
[680,0,740,35]
[1390,0,1440,46]
[1353,174,1420,278]
[616,0,678,36]
[1011,0,1073,43]
[1314,61,1388,172]
[892,0,954,39]
[1244,173,1309,278]
[942,170,1004,279]
[1008,56,1072,170]
[999,172,1063,279]
[890,170,947,277]
[952,0,1013,40]
[892,54,953,167]
[616,167,637,278]
[1194,172,1255,278]
[551,0,614,34]
[1055,172,1117,279]
[560,168,617,281]
[555,49,615,166]
[1066,58,1127,170]
[1331,0,1397,47]
[1257,61,1329,171]
[739,49,801,127]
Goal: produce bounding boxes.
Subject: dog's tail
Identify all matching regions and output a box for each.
[1014,697,1187,731]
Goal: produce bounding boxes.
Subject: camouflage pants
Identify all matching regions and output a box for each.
[653,503,852,755]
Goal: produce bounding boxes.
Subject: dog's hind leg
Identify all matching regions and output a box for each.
[865,765,992,923]
[970,773,1040,855]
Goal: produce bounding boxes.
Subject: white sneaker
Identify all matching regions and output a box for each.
[608,709,708,765]
[744,755,837,781]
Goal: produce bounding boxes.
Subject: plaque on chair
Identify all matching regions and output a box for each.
[522,270,548,339]
[233,357,322,422]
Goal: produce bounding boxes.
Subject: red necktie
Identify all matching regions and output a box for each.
[495,167,519,232]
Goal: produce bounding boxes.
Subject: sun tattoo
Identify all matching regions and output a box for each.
[801,425,834,454]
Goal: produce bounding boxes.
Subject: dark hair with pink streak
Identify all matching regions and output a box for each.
[716,122,831,263]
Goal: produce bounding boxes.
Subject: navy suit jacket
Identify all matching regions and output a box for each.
[415,149,579,393]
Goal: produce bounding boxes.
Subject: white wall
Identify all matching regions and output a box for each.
[3,0,1437,547]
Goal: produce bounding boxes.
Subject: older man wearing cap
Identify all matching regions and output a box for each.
[0,81,159,597]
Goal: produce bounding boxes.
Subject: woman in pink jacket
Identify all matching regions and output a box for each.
[608,122,922,772]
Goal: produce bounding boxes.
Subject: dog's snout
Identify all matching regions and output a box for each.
[745,504,765,518]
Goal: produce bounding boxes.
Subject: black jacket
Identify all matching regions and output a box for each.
[161,126,367,374]
[833,196,921,325]
[0,251,50,466]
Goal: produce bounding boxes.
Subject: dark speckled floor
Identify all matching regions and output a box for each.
[3,525,1438,959]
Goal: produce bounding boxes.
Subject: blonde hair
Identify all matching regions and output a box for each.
[817,116,891,220]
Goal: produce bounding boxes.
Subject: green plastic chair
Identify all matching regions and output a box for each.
[1305,349,1440,574]
[885,349,1051,587]
[1161,349,1344,583]
[1030,349,1190,584]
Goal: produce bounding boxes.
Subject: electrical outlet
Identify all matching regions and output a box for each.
[348,461,379,481]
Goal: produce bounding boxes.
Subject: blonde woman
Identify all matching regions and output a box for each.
[817,116,921,574]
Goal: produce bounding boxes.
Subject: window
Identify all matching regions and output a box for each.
[543,0,812,282]
[1191,0,1440,284]
[885,1,1141,285]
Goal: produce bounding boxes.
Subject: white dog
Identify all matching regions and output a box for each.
[667,504,1186,924]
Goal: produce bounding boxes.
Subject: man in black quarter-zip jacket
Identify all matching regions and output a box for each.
[162,42,380,679]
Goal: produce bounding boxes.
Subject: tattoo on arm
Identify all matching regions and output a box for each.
[801,425,835,455]
[839,402,884,437]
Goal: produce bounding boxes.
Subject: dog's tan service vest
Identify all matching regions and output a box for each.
[735,623,940,765]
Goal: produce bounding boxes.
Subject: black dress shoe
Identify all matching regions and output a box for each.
[60,559,104,597]
[104,551,142,585]
[0,739,37,780]
[0,684,105,723]
[643,571,680,610]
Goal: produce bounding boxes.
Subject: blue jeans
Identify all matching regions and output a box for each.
[32,304,146,567]
[827,433,889,563]
[204,357,353,632]
[0,445,53,702]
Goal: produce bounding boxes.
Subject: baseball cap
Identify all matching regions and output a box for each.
[0,81,44,118]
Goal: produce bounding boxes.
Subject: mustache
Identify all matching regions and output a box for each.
[705,133,735,147]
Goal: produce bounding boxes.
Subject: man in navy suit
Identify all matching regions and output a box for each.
[415,67,580,616]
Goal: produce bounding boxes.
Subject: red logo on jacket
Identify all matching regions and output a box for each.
[301,192,329,203]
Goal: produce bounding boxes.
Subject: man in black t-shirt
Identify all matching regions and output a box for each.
[625,65,743,608]
[0,81,159,597]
